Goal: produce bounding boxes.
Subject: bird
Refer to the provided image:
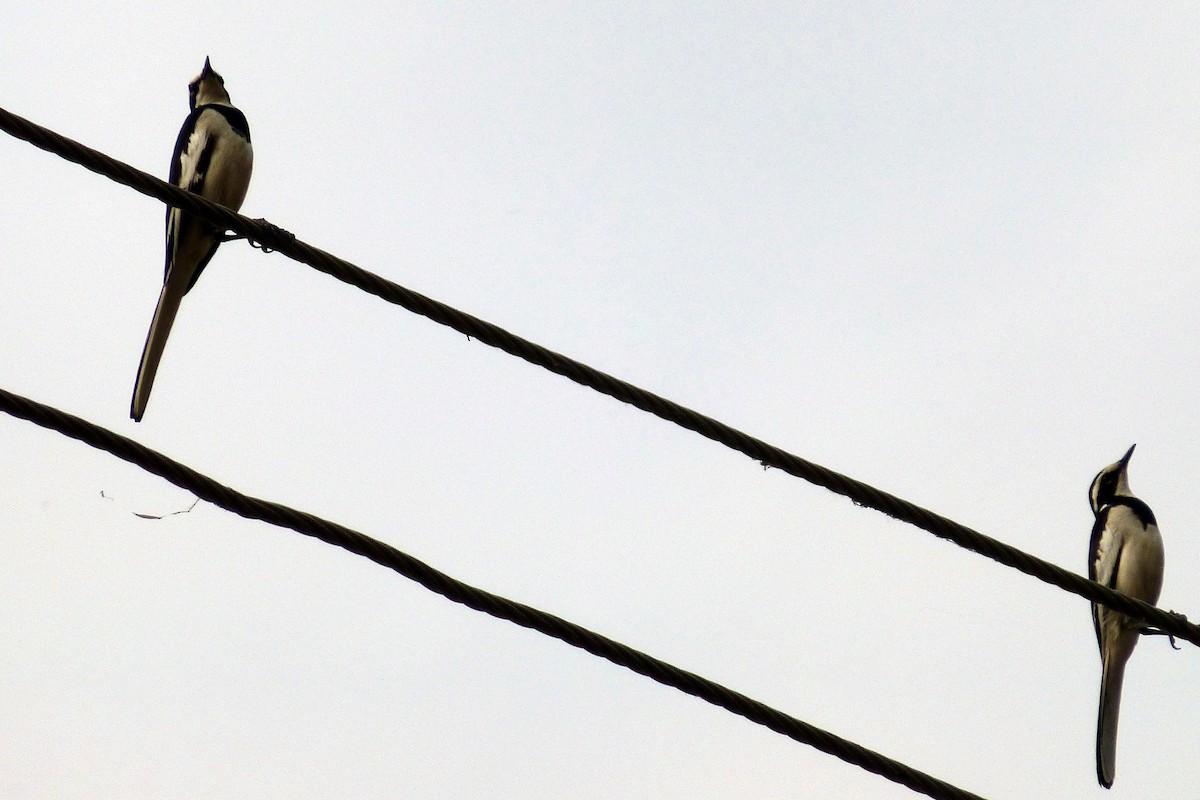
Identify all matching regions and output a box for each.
[130,56,253,421]
[1087,444,1165,788]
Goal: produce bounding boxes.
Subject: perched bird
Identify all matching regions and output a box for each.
[131,57,253,421]
[1088,444,1165,788]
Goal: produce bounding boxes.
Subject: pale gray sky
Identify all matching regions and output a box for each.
[2,3,1198,798]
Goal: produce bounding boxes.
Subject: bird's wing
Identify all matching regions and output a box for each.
[1089,507,1121,649]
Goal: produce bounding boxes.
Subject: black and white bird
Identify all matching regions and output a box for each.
[131,57,253,421]
[1087,444,1165,789]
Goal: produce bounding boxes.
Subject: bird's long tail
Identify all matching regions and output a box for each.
[1096,651,1128,789]
[130,282,186,421]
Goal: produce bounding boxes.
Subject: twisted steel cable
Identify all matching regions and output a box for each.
[0,386,989,800]
[1,105,1195,648]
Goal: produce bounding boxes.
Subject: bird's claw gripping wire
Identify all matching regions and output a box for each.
[1134,611,1189,650]
[216,219,294,253]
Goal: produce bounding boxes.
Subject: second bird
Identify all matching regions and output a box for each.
[131,57,253,421]
[1087,444,1165,789]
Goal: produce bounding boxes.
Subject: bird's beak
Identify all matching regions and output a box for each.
[201,56,214,76]
[1120,443,1136,468]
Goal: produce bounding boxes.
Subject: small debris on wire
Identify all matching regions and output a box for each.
[133,497,200,520]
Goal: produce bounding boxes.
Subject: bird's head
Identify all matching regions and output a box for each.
[188,56,232,109]
[1089,443,1136,515]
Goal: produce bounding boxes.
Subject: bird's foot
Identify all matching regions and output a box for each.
[1133,614,1186,650]
[215,220,294,253]
[248,219,294,253]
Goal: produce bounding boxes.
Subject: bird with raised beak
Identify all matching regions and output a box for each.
[1087,444,1165,788]
[131,56,253,421]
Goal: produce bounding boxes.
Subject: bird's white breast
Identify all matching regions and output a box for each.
[181,108,253,211]
[1104,506,1165,605]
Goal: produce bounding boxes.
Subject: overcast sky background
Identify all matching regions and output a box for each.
[2,3,1198,798]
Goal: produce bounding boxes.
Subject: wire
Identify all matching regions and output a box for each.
[0,104,1193,648]
[0,386,990,800]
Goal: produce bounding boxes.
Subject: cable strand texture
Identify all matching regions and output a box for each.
[0,104,1195,648]
[0,386,988,800]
